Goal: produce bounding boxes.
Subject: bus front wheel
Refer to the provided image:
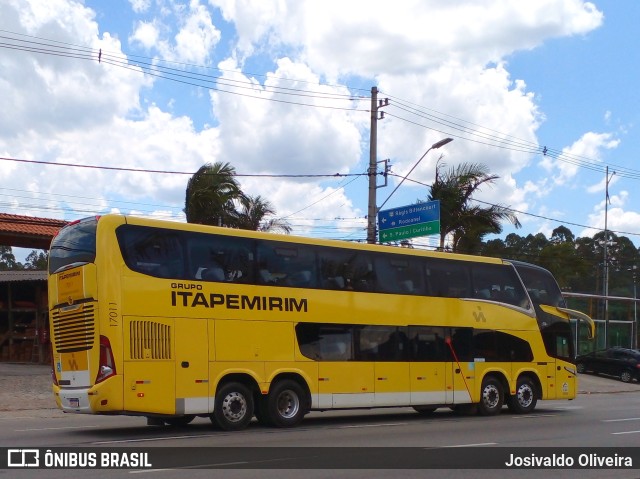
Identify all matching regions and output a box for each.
[212,382,254,431]
[478,376,504,416]
[266,380,306,428]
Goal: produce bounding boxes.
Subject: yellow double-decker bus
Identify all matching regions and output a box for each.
[48,214,594,430]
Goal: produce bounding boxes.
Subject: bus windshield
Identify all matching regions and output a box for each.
[49,216,98,274]
[512,262,566,309]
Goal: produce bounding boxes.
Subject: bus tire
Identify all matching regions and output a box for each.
[165,415,195,426]
[266,380,306,428]
[212,382,254,431]
[506,377,537,414]
[478,376,503,416]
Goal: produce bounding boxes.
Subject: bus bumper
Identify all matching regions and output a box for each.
[53,376,123,414]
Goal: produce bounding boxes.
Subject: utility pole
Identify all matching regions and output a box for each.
[366,87,387,244]
[603,166,615,349]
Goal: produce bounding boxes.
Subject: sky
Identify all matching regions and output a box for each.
[1,0,640,261]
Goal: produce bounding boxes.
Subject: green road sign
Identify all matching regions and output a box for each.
[379,220,440,243]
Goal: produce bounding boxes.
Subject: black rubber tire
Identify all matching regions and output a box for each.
[266,380,307,428]
[478,376,504,416]
[164,415,196,426]
[506,377,538,414]
[211,382,254,431]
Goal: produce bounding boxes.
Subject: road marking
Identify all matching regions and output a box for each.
[16,425,100,431]
[603,417,640,422]
[338,422,407,429]
[511,414,557,419]
[93,434,220,444]
[612,430,640,435]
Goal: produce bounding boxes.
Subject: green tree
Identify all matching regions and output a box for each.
[24,250,48,270]
[0,245,18,270]
[427,162,521,252]
[184,162,243,226]
[233,195,291,234]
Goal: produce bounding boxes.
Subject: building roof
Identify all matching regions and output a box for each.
[0,213,67,250]
[0,270,47,282]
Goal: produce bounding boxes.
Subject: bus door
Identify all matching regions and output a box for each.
[446,327,475,405]
[316,327,374,408]
[174,317,210,415]
[371,327,410,407]
[408,326,447,406]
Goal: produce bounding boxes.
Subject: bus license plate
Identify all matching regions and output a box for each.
[69,398,79,408]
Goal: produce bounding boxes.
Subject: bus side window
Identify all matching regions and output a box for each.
[120,227,184,278]
[187,235,255,283]
[425,259,470,298]
[256,242,317,288]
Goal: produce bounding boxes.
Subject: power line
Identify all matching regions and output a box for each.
[0,156,368,178]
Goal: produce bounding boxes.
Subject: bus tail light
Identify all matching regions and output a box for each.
[96,335,116,384]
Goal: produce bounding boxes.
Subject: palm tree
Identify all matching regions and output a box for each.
[427,162,521,252]
[233,195,292,234]
[184,162,243,226]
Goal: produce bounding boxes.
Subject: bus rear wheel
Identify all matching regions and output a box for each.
[506,377,537,414]
[212,382,254,431]
[266,380,306,428]
[478,376,504,416]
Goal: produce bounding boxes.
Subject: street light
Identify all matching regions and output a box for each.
[378,137,453,212]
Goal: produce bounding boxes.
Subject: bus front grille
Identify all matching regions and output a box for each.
[129,321,172,360]
[51,302,96,353]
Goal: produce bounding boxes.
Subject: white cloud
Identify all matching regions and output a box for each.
[209,57,363,175]
[582,191,640,239]
[1,0,616,246]
[129,0,152,14]
[210,0,603,79]
[130,20,160,50]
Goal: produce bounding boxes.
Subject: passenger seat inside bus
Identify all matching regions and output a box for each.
[195,265,226,281]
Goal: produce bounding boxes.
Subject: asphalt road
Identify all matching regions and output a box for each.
[1,363,640,478]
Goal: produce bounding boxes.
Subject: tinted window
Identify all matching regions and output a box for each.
[117,225,185,279]
[408,326,448,361]
[187,234,254,283]
[256,241,318,288]
[473,329,533,362]
[357,326,409,361]
[318,248,376,292]
[471,264,530,309]
[375,256,425,295]
[514,263,566,308]
[49,217,98,273]
[296,323,353,361]
[449,327,473,361]
[425,259,470,298]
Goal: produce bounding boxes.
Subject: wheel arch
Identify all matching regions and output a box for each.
[215,372,260,397]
